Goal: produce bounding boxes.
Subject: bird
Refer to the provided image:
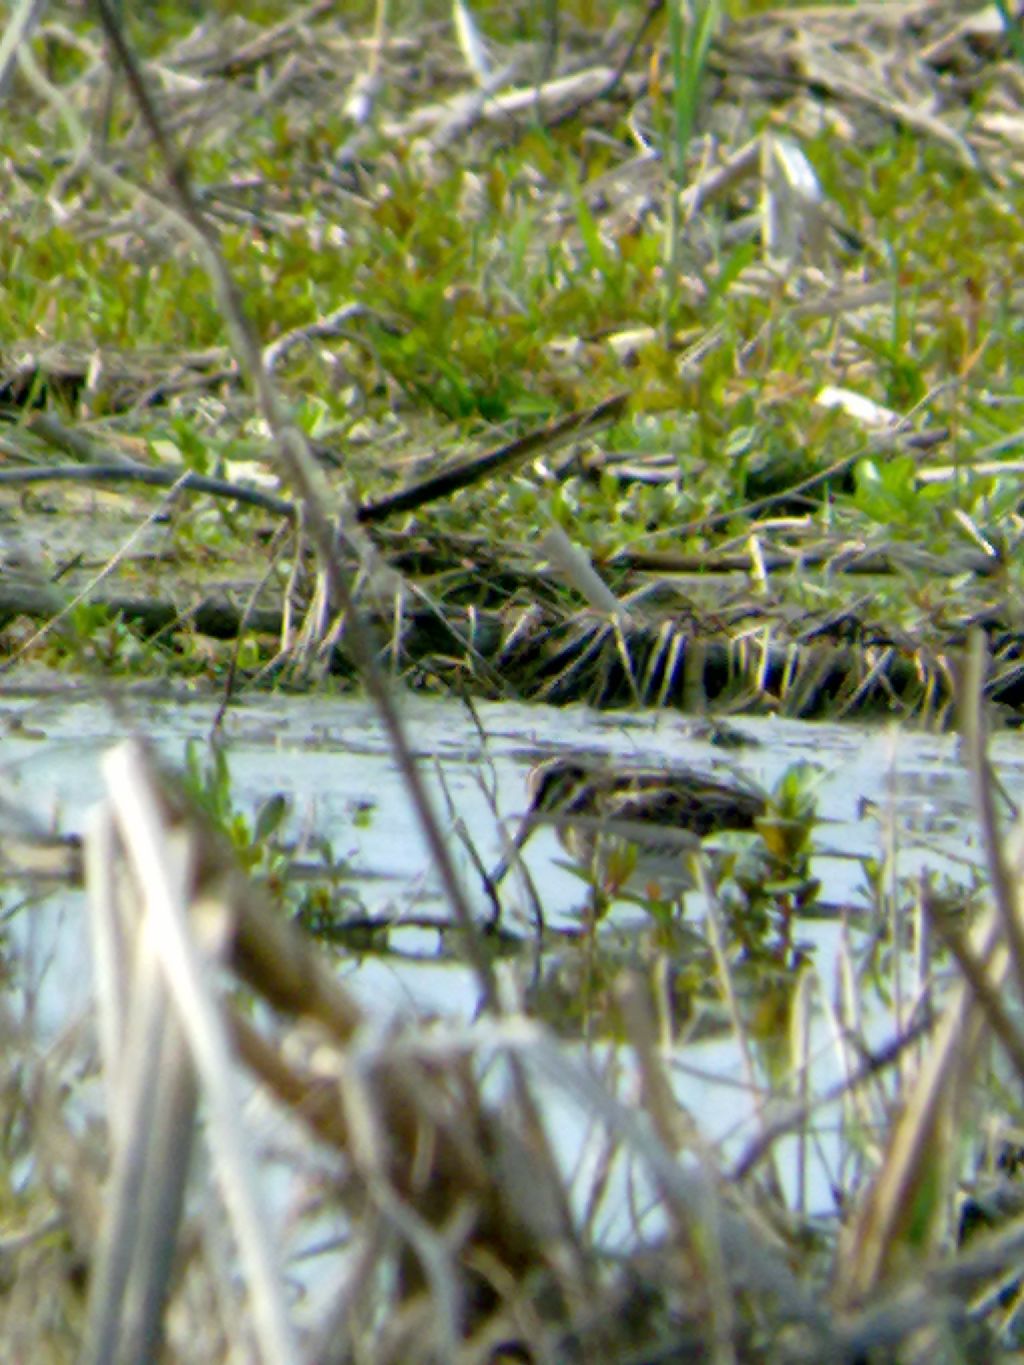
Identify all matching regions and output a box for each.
[494,754,768,905]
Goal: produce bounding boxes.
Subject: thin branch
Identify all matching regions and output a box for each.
[91,0,499,1008]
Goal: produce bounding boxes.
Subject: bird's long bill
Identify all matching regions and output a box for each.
[488,805,548,888]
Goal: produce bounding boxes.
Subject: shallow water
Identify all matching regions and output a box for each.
[0,687,1014,1216]
[0,689,1005,1018]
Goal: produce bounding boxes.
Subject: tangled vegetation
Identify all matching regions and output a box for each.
[3,1,1024,719]
[3,3,1024,1363]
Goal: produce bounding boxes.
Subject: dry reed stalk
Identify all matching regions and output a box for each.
[837,631,1024,1316]
[81,738,573,1359]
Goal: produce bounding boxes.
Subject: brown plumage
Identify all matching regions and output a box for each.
[499,755,766,898]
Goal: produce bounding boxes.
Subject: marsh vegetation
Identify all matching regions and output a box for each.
[3,2,1024,1361]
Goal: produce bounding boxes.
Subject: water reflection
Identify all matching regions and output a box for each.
[0,691,1007,1215]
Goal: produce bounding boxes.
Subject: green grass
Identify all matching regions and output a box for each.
[2,1,1024,705]
[8,17,1024,1359]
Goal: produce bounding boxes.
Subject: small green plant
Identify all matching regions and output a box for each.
[182,739,290,879]
[851,454,947,534]
[61,602,167,674]
[181,740,366,933]
[662,0,725,325]
[719,761,821,962]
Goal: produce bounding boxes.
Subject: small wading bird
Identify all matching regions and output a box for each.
[494,754,768,906]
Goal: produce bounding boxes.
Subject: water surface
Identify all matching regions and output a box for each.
[0,688,1011,1216]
